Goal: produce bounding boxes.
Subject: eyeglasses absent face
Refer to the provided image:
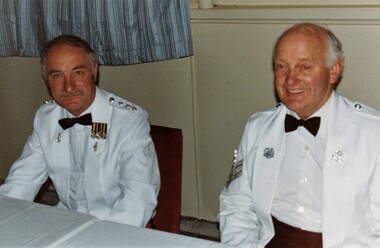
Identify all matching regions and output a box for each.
[44,44,98,116]
[274,31,341,119]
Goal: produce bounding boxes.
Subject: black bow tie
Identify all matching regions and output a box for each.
[58,113,92,130]
[284,114,321,136]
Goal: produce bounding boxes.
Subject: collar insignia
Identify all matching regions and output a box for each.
[332,150,345,162]
[263,147,274,159]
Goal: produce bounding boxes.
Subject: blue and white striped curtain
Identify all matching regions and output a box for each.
[0,0,193,65]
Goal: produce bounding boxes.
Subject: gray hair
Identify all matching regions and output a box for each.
[274,23,343,67]
[40,35,98,82]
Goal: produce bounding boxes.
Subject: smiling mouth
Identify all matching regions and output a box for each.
[288,89,304,94]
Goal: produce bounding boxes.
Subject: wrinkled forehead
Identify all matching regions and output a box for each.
[46,43,87,57]
[273,28,328,62]
[44,44,96,71]
[277,27,326,49]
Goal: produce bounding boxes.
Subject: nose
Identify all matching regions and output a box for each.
[63,75,76,92]
[285,68,297,85]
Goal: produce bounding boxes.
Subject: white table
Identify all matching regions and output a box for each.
[58,220,228,248]
[0,196,96,247]
[0,196,232,248]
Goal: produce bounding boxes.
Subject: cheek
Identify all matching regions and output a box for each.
[77,77,92,88]
[306,68,330,85]
[274,80,287,96]
[308,75,330,93]
[48,83,64,98]
[274,73,284,85]
[274,73,284,83]
[48,83,58,94]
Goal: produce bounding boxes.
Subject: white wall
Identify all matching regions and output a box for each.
[0,5,379,221]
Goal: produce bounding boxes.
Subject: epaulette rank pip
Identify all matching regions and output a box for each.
[44,100,56,104]
[108,97,138,111]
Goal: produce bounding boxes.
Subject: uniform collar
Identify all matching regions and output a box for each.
[62,87,109,123]
[287,91,335,120]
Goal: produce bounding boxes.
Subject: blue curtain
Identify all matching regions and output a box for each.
[0,0,193,65]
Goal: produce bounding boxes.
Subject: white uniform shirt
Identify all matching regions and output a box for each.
[219,92,380,247]
[271,94,334,232]
[0,87,160,227]
[68,123,88,212]
[67,106,93,213]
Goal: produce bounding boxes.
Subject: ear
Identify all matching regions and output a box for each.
[93,63,99,82]
[329,57,344,85]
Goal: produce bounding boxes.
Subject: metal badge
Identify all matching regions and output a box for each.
[263,147,274,159]
[45,99,55,104]
[225,150,243,189]
[91,122,107,139]
[332,150,345,162]
[354,103,362,110]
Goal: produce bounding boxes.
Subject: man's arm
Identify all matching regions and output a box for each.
[369,151,380,246]
[0,130,48,200]
[218,127,263,248]
[219,176,262,247]
[106,116,160,227]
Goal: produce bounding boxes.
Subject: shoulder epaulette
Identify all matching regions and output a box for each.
[108,97,138,112]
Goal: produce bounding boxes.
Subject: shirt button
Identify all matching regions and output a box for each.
[300,177,308,184]
[304,146,309,151]
[298,206,305,213]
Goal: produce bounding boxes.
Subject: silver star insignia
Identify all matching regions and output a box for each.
[332,150,345,162]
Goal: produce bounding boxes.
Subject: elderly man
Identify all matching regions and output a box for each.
[0,35,160,227]
[219,23,380,247]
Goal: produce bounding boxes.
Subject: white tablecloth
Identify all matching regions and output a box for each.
[0,196,231,248]
[0,196,96,247]
[58,220,226,248]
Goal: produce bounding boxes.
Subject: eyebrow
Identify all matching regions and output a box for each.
[274,57,316,63]
[47,64,88,75]
[47,69,62,76]
[72,64,88,70]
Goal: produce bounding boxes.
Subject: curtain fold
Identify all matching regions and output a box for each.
[0,0,193,65]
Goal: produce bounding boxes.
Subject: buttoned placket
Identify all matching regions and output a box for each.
[68,122,90,213]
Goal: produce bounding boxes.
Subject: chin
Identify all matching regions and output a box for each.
[64,104,82,113]
[284,103,305,113]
